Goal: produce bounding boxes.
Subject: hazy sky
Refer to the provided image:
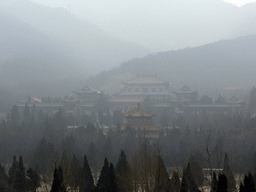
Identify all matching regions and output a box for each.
[30,0,256,8]
[27,0,256,51]
[29,0,256,27]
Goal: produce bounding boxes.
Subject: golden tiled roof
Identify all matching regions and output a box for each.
[122,103,155,117]
[172,85,196,94]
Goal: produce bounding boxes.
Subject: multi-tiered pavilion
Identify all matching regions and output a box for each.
[121,103,164,138]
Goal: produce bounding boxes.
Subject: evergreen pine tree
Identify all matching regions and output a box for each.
[223,153,236,192]
[153,155,171,192]
[0,164,9,192]
[108,163,118,192]
[244,172,255,192]
[51,167,60,192]
[170,171,180,192]
[115,150,132,192]
[26,167,41,192]
[180,168,188,192]
[14,156,26,192]
[8,155,18,188]
[80,155,95,192]
[50,166,66,192]
[32,138,55,175]
[240,182,244,192]
[97,158,110,192]
[189,155,204,187]
[217,174,228,192]
[211,172,218,192]
[180,162,199,192]
[68,155,81,190]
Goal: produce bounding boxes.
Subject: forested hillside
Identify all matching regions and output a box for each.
[87,35,256,95]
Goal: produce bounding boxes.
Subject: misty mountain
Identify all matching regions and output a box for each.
[36,0,256,52]
[87,35,256,96]
[0,9,84,83]
[0,9,71,60]
[0,9,89,97]
[0,0,149,71]
[0,9,76,80]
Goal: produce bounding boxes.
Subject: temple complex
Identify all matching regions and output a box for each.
[13,74,245,120]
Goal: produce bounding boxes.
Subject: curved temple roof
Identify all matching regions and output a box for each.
[73,85,101,95]
[122,103,155,118]
[172,85,197,94]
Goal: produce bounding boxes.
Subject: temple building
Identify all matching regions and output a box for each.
[172,85,198,102]
[109,74,172,112]
[225,95,245,105]
[121,103,164,138]
[73,85,101,102]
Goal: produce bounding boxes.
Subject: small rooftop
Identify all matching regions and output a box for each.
[123,74,169,85]
[122,103,155,118]
[225,95,244,104]
[173,85,197,94]
[73,85,100,95]
[20,96,42,103]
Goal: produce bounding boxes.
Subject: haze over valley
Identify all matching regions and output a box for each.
[1,0,256,104]
[2,1,256,192]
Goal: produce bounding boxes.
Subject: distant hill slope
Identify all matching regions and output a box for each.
[0,0,149,71]
[0,10,88,96]
[87,35,256,95]
[36,0,256,52]
[0,9,76,80]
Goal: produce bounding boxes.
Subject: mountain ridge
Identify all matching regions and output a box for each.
[86,35,256,96]
[0,0,150,71]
